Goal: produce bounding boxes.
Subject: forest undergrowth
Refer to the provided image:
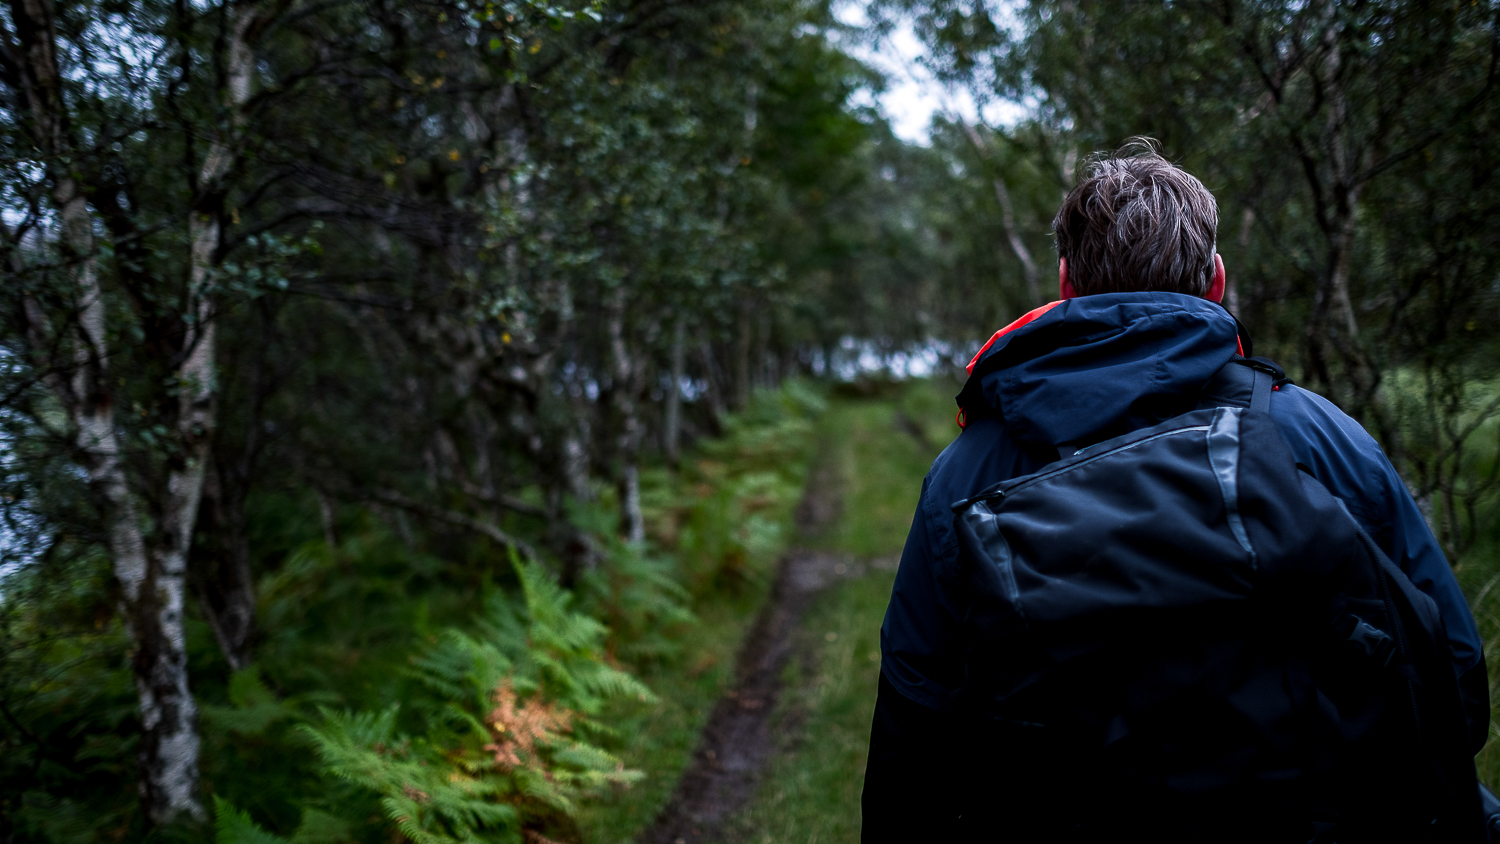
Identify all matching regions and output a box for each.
[1,383,825,844]
[192,377,966,844]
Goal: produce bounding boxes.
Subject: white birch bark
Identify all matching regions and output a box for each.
[9,0,210,822]
[67,176,202,823]
[126,0,260,816]
[179,0,259,672]
[608,285,645,544]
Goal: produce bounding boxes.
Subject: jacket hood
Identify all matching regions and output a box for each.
[962,292,1241,451]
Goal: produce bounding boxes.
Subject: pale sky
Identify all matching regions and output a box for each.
[831,1,1024,144]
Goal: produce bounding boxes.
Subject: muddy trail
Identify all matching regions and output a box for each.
[637,455,885,844]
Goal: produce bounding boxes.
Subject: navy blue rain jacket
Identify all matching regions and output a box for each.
[863,292,1487,840]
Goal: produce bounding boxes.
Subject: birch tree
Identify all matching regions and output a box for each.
[0,0,284,822]
[2,0,211,822]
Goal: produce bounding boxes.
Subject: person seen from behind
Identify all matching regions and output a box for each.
[860,139,1489,842]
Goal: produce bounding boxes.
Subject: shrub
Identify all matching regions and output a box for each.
[299,554,651,844]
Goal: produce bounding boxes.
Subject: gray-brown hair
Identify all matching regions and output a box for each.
[1052,138,1218,297]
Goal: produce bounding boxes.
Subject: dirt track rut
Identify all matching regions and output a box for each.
[636,457,867,844]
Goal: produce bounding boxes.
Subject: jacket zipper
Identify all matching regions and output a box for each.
[965,425,1213,507]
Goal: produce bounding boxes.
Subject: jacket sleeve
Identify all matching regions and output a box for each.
[863,475,971,839]
[1371,446,1490,753]
[876,475,967,711]
[1273,386,1489,752]
[861,671,966,842]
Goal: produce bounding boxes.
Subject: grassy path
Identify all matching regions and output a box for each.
[633,435,849,844]
[575,381,957,843]
[714,386,954,844]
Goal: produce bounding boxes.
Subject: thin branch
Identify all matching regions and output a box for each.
[956,122,1043,302]
[456,481,548,519]
[993,177,1041,302]
[369,487,539,561]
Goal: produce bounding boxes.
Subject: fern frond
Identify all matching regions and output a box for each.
[510,767,574,814]
[215,797,293,844]
[202,666,296,736]
[288,808,351,844]
[546,740,623,773]
[300,550,654,844]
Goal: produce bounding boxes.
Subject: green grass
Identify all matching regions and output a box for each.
[720,570,895,844]
[811,385,957,558]
[574,378,956,843]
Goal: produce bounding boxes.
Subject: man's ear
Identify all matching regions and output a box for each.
[1059,258,1077,300]
[1206,254,1226,303]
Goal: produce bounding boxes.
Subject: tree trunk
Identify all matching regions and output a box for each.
[734,300,752,411]
[191,465,257,672]
[607,285,644,544]
[316,489,339,549]
[8,0,210,823]
[1287,21,1394,447]
[619,464,644,544]
[65,174,204,825]
[698,340,727,434]
[562,427,592,506]
[955,123,1042,306]
[754,309,771,389]
[1226,207,1254,316]
[664,315,686,466]
[994,177,1041,304]
[1307,189,1392,441]
[552,424,595,585]
[196,300,274,671]
[180,0,262,675]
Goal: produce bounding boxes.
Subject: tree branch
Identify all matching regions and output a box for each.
[369,487,539,561]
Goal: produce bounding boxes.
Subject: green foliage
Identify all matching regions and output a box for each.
[299,555,648,843]
[201,668,297,737]
[213,797,354,844]
[215,797,292,844]
[655,384,822,595]
[1391,370,1500,558]
[573,504,697,664]
[0,551,139,842]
